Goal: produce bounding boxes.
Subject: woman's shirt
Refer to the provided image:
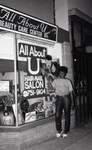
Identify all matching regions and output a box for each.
[52,78,73,96]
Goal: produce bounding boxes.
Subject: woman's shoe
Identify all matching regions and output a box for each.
[56,131,63,137]
[63,133,68,138]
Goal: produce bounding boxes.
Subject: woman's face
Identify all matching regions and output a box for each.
[51,64,56,73]
[59,71,65,78]
[41,68,45,75]
[46,60,52,70]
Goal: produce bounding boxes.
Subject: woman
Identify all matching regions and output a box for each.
[52,66,74,138]
[47,61,60,92]
[51,61,60,78]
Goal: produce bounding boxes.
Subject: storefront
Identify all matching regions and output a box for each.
[0,5,62,127]
[0,5,76,149]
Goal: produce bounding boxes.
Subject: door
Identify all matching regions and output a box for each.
[73,52,92,125]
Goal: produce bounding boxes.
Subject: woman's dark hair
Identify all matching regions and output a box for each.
[59,66,68,75]
[46,55,52,60]
[51,61,60,77]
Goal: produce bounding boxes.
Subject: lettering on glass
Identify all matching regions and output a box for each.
[23,76,46,97]
[18,43,47,98]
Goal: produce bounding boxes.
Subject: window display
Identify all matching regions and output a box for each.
[0,68,16,126]
[17,40,57,125]
[0,34,60,126]
[0,5,58,127]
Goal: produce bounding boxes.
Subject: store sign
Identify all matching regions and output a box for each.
[18,43,47,75]
[23,75,46,98]
[0,5,57,42]
[18,42,47,98]
[18,43,47,58]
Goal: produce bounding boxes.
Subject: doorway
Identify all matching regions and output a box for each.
[73,52,92,125]
[69,8,92,125]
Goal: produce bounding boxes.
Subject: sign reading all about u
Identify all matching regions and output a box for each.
[18,42,47,75]
[18,42,47,98]
[0,5,57,42]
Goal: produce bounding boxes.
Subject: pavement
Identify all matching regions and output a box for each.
[25,121,92,150]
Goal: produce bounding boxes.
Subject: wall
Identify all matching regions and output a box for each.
[55,0,92,31]
[0,0,54,24]
[68,0,92,18]
[55,0,69,31]
[62,42,74,83]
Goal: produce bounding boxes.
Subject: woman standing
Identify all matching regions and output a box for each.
[52,66,74,138]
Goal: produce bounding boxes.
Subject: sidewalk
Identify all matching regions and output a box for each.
[24,121,92,150]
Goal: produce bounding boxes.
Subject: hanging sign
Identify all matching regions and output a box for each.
[0,5,57,42]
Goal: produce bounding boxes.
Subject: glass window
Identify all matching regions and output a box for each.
[17,39,56,125]
[0,33,16,126]
[0,32,56,126]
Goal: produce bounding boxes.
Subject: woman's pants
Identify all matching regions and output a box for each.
[55,94,71,134]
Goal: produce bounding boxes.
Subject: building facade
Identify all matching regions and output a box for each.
[0,0,92,149]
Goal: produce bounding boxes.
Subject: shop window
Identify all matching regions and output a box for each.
[0,32,58,126]
[0,33,16,126]
[0,4,58,126]
[17,40,56,125]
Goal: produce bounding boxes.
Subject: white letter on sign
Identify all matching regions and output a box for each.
[27,57,40,75]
